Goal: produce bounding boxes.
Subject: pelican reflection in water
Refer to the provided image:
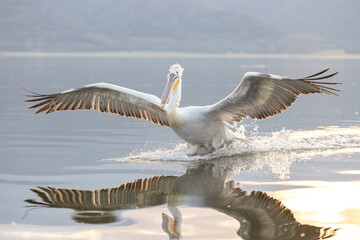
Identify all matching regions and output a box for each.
[26,159,337,240]
[24,65,340,155]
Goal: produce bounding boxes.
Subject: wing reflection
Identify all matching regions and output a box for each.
[26,161,337,239]
[26,176,176,224]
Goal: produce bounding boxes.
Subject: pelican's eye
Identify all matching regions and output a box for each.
[176,71,178,74]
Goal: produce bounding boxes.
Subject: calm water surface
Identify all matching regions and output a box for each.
[0,55,360,239]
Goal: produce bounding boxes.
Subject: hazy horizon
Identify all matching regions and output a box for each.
[1,0,359,54]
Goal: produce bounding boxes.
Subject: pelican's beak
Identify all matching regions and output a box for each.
[161,73,179,109]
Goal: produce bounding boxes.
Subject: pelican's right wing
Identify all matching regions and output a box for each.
[207,69,340,126]
[24,83,170,127]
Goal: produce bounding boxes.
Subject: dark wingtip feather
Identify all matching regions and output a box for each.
[307,72,339,81]
[26,96,52,103]
[303,69,339,82]
[301,70,341,95]
[304,68,329,78]
[20,84,46,96]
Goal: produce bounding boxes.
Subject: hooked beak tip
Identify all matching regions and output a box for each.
[161,105,164,109]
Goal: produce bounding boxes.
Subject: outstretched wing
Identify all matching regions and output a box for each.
[23,83,170,127]
[207,69,340,126]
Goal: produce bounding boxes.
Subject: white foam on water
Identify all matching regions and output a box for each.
[102,126,360,179]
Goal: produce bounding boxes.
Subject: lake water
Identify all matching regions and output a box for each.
[0,55,359,240]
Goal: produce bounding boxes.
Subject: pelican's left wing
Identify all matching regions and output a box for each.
[24,83,170,126]
[207,69,340,126]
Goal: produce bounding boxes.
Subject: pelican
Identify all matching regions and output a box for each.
[24,64,340,154]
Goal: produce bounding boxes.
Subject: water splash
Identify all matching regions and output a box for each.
[103,126,360,179]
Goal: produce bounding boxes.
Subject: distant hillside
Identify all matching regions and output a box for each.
[216,0,360,53]
[0,0,358,53]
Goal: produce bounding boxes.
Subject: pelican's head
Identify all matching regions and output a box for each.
[161,64,184,109]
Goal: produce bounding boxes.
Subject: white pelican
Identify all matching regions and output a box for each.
[24,64,340,154]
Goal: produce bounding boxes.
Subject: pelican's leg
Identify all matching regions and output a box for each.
[186,144,212,156]
[185,143,198,156]
[197,145,216,155]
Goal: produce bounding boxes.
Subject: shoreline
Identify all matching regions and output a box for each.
[0,51,360,59]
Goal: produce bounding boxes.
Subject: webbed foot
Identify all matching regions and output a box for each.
[209,147,216,154]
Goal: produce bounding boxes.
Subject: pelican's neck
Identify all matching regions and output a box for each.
[167,81,182,114]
